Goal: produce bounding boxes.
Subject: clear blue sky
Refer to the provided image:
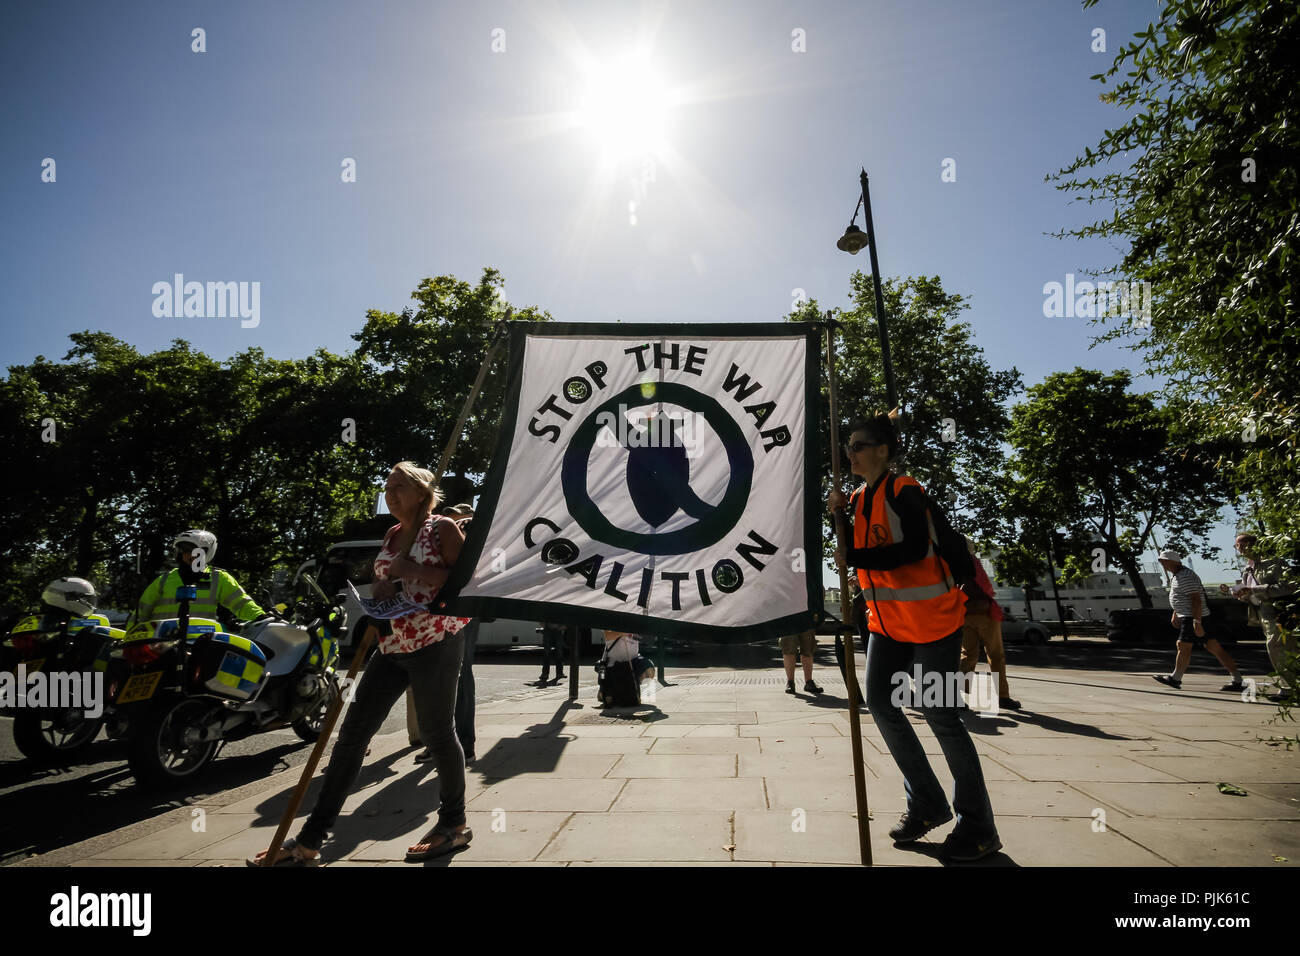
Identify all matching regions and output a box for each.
[0,0,1247,582]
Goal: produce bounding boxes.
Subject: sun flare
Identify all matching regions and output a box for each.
[576,55,676,160]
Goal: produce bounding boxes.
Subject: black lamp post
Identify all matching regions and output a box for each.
[837,168,898,411]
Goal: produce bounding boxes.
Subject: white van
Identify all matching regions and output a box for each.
[295,539,385,651]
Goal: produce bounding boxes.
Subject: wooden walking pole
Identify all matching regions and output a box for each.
[258,624,377,865]
[826,315,873,866]
[261,313,511,865]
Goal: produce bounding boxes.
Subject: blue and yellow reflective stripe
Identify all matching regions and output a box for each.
[209,631,266,696]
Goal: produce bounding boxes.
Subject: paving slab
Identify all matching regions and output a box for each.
[643,711,759,724]
[647,737,760,754]
[763,776,889,814]
[537,736,654,754]
[538,811,734,862]
[738,752,858,779]
[612,778,767,811]
[72,859,202,867]
[1102,818,1300,867]
[606,753,737,778]
[990,754,1186,783]
[648,699,748,712]
[984,781,1131,818]
[476,754,621,778]
[738,722,845,738]
[466,777,626,812]
[976,736,1213,757]
[538,723,648,737]
[733,810,941,866]
[1125,754,1300,784]
[1065,782,1300,820]
[988,816,1172,866]
[1234,782,1300,807]
[352,810,572,862]
[567,860,773,866]
[87,814,257,861]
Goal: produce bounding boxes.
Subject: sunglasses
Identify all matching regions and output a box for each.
[845,440,883,454]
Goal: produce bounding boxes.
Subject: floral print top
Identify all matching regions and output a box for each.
[372,516,470,655]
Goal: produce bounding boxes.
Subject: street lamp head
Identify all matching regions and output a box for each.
[836,223,868,255]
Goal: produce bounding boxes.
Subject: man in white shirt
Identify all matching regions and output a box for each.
[1152,550,1244,692]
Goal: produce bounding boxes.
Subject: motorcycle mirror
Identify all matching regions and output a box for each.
[300,572,331,605]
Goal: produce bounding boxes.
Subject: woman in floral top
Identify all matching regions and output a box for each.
[251,461,472,865]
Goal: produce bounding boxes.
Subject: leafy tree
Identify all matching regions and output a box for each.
[1049,0,1300,558]
[789,274,1023,549]
[1006,368,1230,608]
[0,333,147,607]
[351,267,552,504]
[0,269,546,611]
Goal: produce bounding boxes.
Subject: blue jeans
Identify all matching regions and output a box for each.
[454,619,479,754]
[297,632,466,851]
[864,626,997,838]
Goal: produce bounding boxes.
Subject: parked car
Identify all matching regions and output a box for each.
[1107,598,1248,644]
[1000,611,1050,645]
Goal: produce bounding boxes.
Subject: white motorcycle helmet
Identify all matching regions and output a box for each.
[173,529,218,567]
[42,577,98,616]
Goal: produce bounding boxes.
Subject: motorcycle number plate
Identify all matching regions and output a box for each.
[118,672,163,703]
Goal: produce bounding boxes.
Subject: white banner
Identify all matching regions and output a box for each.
[443,323,822,639]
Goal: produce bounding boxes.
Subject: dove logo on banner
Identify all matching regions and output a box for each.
[443,323,823,640]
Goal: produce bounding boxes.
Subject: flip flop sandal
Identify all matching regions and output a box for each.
[405,824,472,863]
[245,837,319,867]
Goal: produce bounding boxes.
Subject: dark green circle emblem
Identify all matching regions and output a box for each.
[561,382,754,555]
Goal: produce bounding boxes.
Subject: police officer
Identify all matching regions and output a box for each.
[132,530,264,628]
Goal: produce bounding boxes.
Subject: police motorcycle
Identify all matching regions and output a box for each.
[2,578,127,762]
[114,565,346,788]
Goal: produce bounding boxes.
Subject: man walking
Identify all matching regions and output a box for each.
[1152,550,1244,692]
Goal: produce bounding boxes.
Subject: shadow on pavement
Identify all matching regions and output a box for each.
[0,736,311,862]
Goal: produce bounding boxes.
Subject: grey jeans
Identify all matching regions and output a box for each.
[298,631,466,851]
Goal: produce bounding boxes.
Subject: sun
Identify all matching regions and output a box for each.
[576,54,676,161]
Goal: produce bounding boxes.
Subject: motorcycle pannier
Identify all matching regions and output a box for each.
[187,631,268,701]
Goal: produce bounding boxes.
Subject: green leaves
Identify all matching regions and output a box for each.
[788,274,1022,550]
[1003,368,1230,606]
[0,268,544,612]
[1050,0,1300,600]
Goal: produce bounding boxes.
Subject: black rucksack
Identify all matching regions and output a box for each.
[595,637,641,707]
[883,476,975,588]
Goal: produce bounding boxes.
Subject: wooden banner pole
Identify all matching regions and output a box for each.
[826,314,873,866]
[262,313,511,865]
[258,625,376,865]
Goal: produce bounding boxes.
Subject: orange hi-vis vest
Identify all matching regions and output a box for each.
[850,473,967,644]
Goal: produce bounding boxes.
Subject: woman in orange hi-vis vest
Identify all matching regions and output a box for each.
[828,412,1001,862]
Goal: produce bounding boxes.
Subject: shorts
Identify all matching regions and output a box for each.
[1176,617,1211,646]
[780,629,816,656]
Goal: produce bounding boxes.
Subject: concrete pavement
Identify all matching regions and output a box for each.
[15,644,1299,867]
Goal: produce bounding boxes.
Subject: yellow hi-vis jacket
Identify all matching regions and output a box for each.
[133,567,264,627]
